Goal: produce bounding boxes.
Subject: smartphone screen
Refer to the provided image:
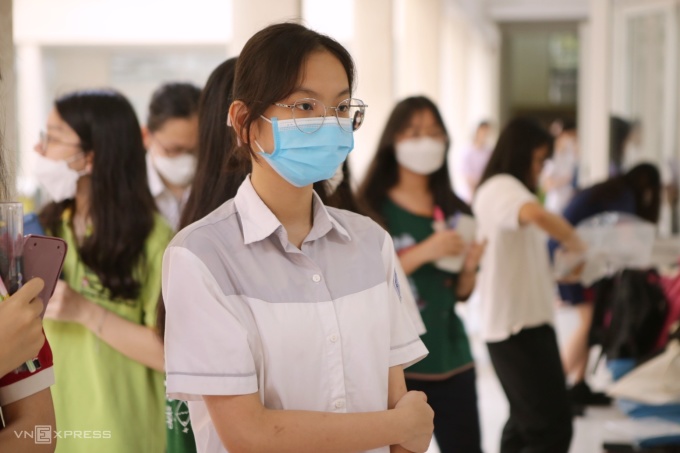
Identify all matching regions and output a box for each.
[23,235,67,319]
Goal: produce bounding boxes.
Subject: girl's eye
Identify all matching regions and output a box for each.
[295,102,315,112]
[337,104,350,113]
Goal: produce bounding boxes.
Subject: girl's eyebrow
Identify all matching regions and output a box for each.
[293,87,351,98]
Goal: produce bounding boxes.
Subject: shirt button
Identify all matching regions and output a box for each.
[329,334,339,343]
[312,274,322,283]
[334,399,345,409]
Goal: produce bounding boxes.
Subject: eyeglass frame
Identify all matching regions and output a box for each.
[147,133,197,158]
[271,97,368,134]
[38,131,84,154]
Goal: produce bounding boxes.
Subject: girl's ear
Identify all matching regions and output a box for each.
[141,126,152,150]
[84,151,95,174]
[229,101,249,146]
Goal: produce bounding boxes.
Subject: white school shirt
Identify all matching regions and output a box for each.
[163,177,428,453]
[472,174,556,343]
[146,153,190,231]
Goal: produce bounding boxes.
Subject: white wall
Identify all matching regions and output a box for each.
[14,0,233,45]
[12,0,501,193]
[442,0,500,199]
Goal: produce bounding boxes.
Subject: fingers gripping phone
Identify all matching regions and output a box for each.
[23,235,67,319]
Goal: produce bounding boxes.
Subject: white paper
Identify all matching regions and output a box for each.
[434,214,477,273]
[553,212,656,286]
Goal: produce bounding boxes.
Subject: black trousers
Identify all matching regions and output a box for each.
[406,367,483,453]
[487,324,573,453]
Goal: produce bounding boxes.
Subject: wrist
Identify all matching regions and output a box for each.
[0,349,13,377]
[80,299,103,331]
[561,232,584,252]
[388,407,410,445]
[414,240,436,266]
[461,262,479,274]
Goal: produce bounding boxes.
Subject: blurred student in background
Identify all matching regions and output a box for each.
[359,96,484,453]
[474,118,581,453]
[457,120,493,204]
[35,89,172,453]
[541,119,579,214]
[144,83,201,230]
[554,163,661,409]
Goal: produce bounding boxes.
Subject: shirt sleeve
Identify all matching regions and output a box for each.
[474,175,537,232]
[394,259,426,336]
[381,233,428,368]
[163,246,258,401]
[0,335,55,406]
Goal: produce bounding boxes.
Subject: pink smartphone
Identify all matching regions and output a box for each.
[23,234,68,318]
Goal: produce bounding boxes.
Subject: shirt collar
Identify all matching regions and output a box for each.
[234,176,351,246]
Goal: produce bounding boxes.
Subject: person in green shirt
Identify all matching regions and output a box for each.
[359,96,485,453]
[33,89,173,453]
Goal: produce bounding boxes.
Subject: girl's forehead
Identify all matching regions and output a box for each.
[406,110,438,128]
[295,51,349,95]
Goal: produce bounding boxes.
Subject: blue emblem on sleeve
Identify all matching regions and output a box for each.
[393,270,402,302]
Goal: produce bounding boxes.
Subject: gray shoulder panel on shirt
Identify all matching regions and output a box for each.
[169,203,390,303]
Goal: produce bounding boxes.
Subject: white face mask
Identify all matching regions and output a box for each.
[395,137,447,175]
[33,153,85,202]
[152,154,197,188]
[325,165,345,195]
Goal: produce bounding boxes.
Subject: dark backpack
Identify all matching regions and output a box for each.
[590,269,669,361]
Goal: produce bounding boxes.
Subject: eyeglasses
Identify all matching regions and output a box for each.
[149,135,196,158]
[273,98,367,134]
[39,131,82,153]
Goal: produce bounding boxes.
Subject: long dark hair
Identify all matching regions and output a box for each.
[179,58,241,228]
[325,161,359,213]
[358,96,469,226]
[479,117,554,193]
[40,90,156,300]
[588,163,662,223]
[231,23,356,160]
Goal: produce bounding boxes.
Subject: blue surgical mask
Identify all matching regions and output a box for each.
[254,116,354,187]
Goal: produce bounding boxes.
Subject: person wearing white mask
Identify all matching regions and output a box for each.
[32,89,173,453]
[359,96,485,453]
[143,82,201,231]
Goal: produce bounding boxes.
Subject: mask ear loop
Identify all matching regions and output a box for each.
[66,151,92,177]
[227,114,244,146]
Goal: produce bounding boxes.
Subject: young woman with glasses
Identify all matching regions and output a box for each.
[143,82,202,231]
[162,23,433,453]
[33,89,173,453]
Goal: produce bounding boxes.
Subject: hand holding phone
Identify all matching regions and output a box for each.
[0,279,45,377]
[23,235,68,319]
